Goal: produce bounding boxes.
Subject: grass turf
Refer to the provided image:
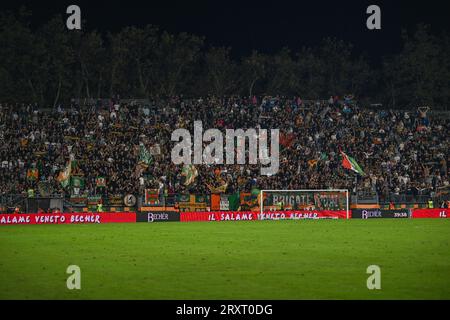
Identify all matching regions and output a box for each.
[0,219,449,300]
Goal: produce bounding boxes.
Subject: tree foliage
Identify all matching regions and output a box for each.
[0,10,449,109]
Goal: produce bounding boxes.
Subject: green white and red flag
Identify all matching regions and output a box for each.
[341,151,366,176]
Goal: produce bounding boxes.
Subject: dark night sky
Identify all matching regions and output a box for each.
[3,0,450,63]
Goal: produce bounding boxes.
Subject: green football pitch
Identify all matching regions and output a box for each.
[1,219,449,300]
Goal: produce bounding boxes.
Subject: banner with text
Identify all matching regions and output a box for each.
[351,209,410,219]
[263,191,347,210]
[0,212,136,225]
[411,208,449,219]
[136,211,180,222]
[180,210,347,222]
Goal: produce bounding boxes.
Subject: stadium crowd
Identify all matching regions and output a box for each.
[0,96,448,201]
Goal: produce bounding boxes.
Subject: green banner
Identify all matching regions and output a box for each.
[228,193,240,211]
[177,194,190,203]
[71,176,85,188]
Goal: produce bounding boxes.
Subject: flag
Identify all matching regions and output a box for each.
[228,193,240,211]
[71,159,83,175]
[320,152,329,161]
[57,161,72,188]
[341,151,365,176]
[138,144,153,168]
[176,193,190,203]
[96,176,106,188]
[27,168,39,181]
[207,173,228,193]
[308,159,319,168]
[206,182,228,194]
[135,144,153,179]
[181,164,198,186]
[251,188,260,196]
[71,176,85,188]
[145,189,160,204]
[71,176,84,196]
[250,188,262,208]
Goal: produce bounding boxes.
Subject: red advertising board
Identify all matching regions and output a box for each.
[180,210,347,222]
[411,209,449,219]
[0,212,136,225]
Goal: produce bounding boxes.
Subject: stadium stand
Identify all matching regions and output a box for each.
[0,96,448,212]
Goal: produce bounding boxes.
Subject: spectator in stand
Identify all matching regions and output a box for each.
[0,97,448,202]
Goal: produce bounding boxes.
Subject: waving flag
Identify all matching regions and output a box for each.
[138,144,153,168]
[206,181,228,194]
[135,144,153,178]
[57,161,72,188]
[181,164,198,186]
[308,159,319,168]
[27,168,39,181]
[341,151,365,176]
